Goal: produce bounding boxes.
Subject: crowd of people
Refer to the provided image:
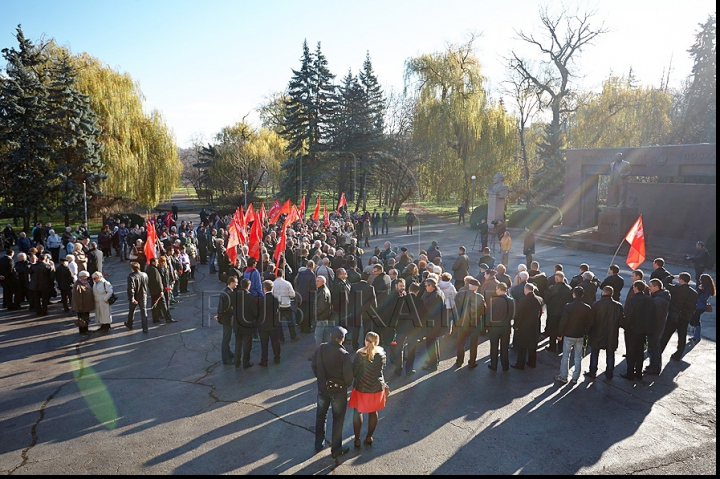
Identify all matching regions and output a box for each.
[0,206,715,461]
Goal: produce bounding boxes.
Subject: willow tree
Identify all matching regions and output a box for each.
[567,74,673,149]
[405,36,517,204]
[58,48,181,208]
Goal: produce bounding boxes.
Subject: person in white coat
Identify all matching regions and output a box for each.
[437,271,458,335]
[92,271,114,331]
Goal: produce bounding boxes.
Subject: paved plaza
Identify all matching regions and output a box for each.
[0,217,716,475]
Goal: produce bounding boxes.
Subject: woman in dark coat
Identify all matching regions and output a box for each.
[71,271,95,334]
[349,331,388,448]
[97,226,113,259]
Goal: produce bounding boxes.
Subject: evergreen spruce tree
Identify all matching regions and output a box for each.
[279,40,315,202]
[47,53,106,226]
[0,26,54,230]
[672,14,716,144]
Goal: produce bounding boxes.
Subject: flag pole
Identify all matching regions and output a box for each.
[608,240,626,272]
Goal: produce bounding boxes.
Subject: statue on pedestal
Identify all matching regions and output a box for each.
[607,152,631,208]
[486,172,509,223]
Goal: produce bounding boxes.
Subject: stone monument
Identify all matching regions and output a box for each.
[598,152,637,243]
[486,172,509,224]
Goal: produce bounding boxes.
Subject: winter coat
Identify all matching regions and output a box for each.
[558,298,592,338]
[93,278,114,324]
[55,263,75,291]
[513,291,543,349]
[71,279,95,313]
[623,291,655,335]
[588,295,624,351]
[437,280,457,310]
[352,349,387,394]
[650,289,671,337]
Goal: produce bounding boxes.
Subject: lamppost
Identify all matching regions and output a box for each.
[470,175,476,211]
[243,180,248,210]
[83,180,88,226]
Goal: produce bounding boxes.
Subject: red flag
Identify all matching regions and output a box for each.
[273,227,287,275]
[234,206,247,245]
[624,215,646,270]
[164,213,173,230]
[268,199,281,218]
[227,208,242,265]
[144,218,156,264]
[258,203,266,227]
[248,216,263,261]
[335,192,347,214]
[323,204,329,226]
[299,195,306,218]
[270,199,292,224]
[244,204,255,225]
[285,206,300,226]
[312,195,321,221]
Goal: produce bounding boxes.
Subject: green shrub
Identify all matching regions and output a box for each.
[468,204,489,229]
[508,206,562,230]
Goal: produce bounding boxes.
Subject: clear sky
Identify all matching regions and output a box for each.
[1,0,715,147]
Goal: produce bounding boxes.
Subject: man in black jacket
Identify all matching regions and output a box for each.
[234,278,258,369]
[31,255,55,316]
[686,241,710,283]
[147,258,175,324]
[421,276,447,372]
[512,284,543,370]
[647,279,671,375]
[485,283,514,371]
[391,280,423,376]
[600,265,625,303]
[556,287,592,384]
[349,272,377,351]
[454,277,486,368]
[622,281,656,380]
[0,249,20,310]
[87,242,103,276]
[661,272,699,361]
[55,257,75,313]
[216,276,238,364]
[125,262,150,333]
[258,281,281,366]
[372,264,394,349]
[544,272,573,354]
[586,286,624,379]
[650,258,673,288]
[311,326,353,459]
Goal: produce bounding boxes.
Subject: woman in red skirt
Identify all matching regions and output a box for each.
[349,331,388,448]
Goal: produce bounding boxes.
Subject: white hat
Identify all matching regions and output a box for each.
[78,271,90,278]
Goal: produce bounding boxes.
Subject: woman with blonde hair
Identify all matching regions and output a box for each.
[349,331,388,448]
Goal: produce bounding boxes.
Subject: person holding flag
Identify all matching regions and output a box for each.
[336,193,347,215]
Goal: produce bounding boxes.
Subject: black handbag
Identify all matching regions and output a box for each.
[104,282,118,305]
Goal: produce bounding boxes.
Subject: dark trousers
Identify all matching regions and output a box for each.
[481,234,488,249]
[514,345,537,369]
[381,222,388,234]
[488,328,510,370]
[60,288,72,311]
[589,347,615,377]
[199,247,207,264]
[150,294,172,321]
[454,280,465,291]
[456,327,472,364]
[661,314,688,356]
[406,223,413,234]
[546,315,561,351]
[127,302,148,331]
[77,311,90,334]
[425,335,440,368]
[625,332,645,378]
[315,390,348,457]
[49,247,60,264]
[300,301,314,333]
[525,254,533,268]
[694,268,704,285]
[259,328,281,363]
[28,290,40,312]
[221,323,233,362]
[233,329,253,367]
[394,333,418,373]
[372,223,379,236]
[646,334,662,372]
[278,307,297,341]
[351,315,373,351]
[38,290,51,315]
[2,283,21,309]
[179,272,189,293]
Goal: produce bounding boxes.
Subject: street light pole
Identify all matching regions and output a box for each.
[83,180,88,226]
[471,175,476,210]
[243,180,248,210]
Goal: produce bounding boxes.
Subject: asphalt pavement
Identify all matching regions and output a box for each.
[0,215,715,475]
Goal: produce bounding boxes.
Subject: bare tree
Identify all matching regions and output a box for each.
[510,5,607,202]
[504,67,540,202]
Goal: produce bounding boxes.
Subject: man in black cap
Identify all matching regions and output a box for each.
[311,326,353,460]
